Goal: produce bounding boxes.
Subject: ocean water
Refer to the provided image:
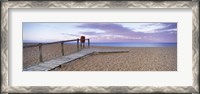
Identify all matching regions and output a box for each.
[90,42,177,47]
[24,41,177,47]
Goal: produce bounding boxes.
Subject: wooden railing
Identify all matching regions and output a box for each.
[23,39,90,62]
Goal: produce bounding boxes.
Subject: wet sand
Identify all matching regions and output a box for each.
[53,46,177,71]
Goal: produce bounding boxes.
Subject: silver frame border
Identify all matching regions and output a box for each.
[1,1,199,93]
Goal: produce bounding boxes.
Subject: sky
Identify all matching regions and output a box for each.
[23,22,177,43]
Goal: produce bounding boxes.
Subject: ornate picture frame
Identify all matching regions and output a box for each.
[1,1,199,93]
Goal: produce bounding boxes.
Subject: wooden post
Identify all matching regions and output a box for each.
[88,39,90,48]
[77,38,79,51]
[61,42,64,56]
[38,43,43,62]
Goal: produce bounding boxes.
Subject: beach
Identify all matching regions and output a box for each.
[23,43,177,71]
[52,46,177,71]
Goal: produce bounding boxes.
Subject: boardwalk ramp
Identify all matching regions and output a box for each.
[24,48,129,71]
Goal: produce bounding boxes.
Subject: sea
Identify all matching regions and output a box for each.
[65,42,177,47]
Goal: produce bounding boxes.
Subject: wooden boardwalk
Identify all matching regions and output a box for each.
[24,48,129,71]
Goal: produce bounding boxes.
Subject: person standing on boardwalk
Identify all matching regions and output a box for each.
[80,36,85,48]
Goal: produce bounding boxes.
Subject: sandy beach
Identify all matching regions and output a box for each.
[23,43,177,71]
[52,46,177,71]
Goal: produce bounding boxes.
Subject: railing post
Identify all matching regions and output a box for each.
[88,39,90,48]
[38,43,43,62]
[77,38,79,51]
[61,41,64,56]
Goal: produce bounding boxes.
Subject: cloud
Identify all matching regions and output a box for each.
[76,23,177,42]
[80,31,105,35]
[154,23,177,32]
[77,23,133,35]
[77,23,157,37]
[61,33,80,37]
[133,23,177,33]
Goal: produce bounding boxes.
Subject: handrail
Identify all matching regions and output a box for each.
[23,39,80,48]
[23,39,90,62]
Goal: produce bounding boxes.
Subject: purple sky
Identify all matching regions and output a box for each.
[23,22,177,43]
